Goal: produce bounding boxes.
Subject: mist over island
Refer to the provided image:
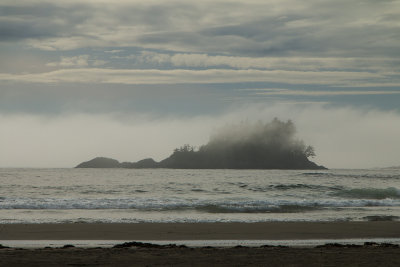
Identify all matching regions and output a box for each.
[76,118,326,170]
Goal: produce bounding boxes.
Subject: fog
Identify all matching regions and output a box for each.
[167,118,319,169]
[1,104,400,169]
[208,119,298,147]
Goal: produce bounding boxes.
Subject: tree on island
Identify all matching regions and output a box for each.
[76,118,325,169]
[160,118,322,169]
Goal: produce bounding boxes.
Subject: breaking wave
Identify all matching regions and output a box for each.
[332,187,400,199]
[1,197,399,213]
[301,172,400,179]
[269,184,342,191]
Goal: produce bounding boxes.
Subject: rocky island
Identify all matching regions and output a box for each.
[76,119,326,169]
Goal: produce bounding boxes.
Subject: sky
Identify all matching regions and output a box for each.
[1,0,400,168]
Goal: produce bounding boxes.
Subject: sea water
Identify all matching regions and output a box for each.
[0,168,399,223]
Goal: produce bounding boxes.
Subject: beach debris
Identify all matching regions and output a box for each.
[364,242,379,247]
[379,243,399,248]
[61,244,75,249]
[113,241,186,249]
[316,243,361,248]
[113,242,161,248]
[260,245,289,248]
[316,242,400,248]
[233,245,248,249]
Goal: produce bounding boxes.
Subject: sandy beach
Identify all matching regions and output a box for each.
[1,222,400,266]
[0,244,399,266]
[1,221,400,240]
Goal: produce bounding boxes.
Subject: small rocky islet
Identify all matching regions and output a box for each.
[76,119,326,170]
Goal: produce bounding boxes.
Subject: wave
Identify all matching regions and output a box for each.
[363,215,400,222]
[332,187,400,200]
[1,197,399,213]
[234,182,342,193]
[301,172,400,180]
[269,184,342,191]
[195,204,320,213]
[239,183,400,198]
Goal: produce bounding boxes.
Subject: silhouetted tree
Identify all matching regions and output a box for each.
[160,118,324,169]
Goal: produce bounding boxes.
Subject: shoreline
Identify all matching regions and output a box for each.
[1,221,399,241]
[2,222,400,266]
[1,240,399,266]
[2,238,400,249]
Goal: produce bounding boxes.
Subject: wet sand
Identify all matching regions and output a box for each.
[1,221,400,240]
[1,222,400,266]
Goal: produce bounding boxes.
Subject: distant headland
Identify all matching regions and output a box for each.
[76,118,326,170]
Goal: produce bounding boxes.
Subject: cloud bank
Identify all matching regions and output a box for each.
[1,104,399,169]
[0,68,391,87]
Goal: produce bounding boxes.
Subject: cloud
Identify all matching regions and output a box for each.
[0,68,393,87]
[1,0,398,89]
[0,113,213,168]
[1,0,399,58]
[292,105,400,169]
[47,55,89,67]
[46,55,107,67]
[0,2,90,43]
[134,51,400,72]
[91,59,107,66]
[250,89,400,96]
[1,104,400,169]
[104,49,124,54]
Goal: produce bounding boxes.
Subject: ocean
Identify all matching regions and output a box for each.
[0,168,399,224]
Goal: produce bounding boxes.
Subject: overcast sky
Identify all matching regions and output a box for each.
[1,0,400,168]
